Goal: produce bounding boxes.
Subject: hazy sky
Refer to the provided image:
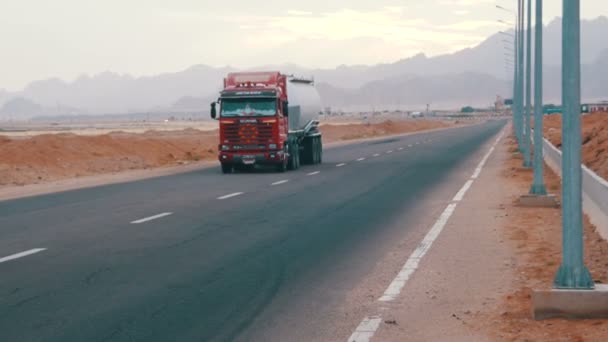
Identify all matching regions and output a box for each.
[1,0,607,91]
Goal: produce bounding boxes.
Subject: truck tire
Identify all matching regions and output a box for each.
[277,159,287,172]
[313,137,320,164]
[311,137,318,165]
[288,142,299,170]
[221,163,233,174]
[301,137,313,165]
[318,138,323,164]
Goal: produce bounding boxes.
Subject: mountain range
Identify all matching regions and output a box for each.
[1,16,607,119]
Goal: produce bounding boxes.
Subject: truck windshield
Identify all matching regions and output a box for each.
[221,99,276,117]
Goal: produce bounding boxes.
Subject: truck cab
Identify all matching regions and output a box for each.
[211,72,323,174]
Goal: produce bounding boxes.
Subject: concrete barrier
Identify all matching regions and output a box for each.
[541,138,608,240]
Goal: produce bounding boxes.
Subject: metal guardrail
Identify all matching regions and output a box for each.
[541,137,608,240]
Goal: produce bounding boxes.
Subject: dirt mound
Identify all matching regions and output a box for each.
[0,129,218,186]
[544,112,608,179]
[0,119,461,187]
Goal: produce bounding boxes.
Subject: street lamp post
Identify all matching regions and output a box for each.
[522,0,532,167]
[497,4,520,146]
[553,0,594,289]
[529,0,547,194]
[517,0,525,151]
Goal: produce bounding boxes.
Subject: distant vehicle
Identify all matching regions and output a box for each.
[411,111,423,118]
[210,71,323,173]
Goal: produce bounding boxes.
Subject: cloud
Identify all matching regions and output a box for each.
[223,8,485,50]
[286,10,314,16]
[438,0,494,5]
[439,20,501,31]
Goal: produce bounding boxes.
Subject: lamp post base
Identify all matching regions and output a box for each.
[529,184,548,196]
[533,284,608,320]
[553,264,594,289]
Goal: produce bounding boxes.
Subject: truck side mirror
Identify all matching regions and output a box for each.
[283,101,289,117]
[210,102,217,119]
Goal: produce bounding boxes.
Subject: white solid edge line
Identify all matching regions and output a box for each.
[217,192,244,200]
[307,171,320,176]
[357,158,366,162]
[271,180,289,186]
[471,147,495,179]
[131,212,173,224]
[452,179,474,202]
[346,128,506,341]
[348,316,383,342]
[336,163,347,167]
[0,248,47,264]
[378,203,458,302]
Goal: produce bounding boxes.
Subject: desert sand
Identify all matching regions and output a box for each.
[0,119,459,187]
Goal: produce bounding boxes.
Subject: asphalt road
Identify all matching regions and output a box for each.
[0,120,506,342]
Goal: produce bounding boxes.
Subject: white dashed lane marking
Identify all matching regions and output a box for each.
[271,180,289,186]
[0,248,47,264]
[217,192,244,200]
[131,212,173,224]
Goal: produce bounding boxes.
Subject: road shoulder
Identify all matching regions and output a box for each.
[369,128,511,341]
[372,135,608,341]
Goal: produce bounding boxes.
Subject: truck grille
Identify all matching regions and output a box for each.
[222,120,273,145]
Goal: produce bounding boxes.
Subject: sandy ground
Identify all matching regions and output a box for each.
[0,119,460,188]
[368,132,608,341]
[477,137,608,341]
[543,112,608,179]
[0,121,219,137]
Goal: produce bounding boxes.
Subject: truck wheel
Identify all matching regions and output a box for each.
[302,137,313,165]
[314,137,320,164]
[277,159,287,173]
[288,143,299,170]
[294,146,300,169]
[310,137,320,164]
[318,138,323,164]
[221,163,233,174]
[311,138,317,165]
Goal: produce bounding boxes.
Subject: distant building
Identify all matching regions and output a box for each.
[582,101,608,113]
[494,95,505,111]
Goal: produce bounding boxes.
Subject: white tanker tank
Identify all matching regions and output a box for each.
[286,77,322,132]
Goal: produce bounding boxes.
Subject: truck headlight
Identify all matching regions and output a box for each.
[269,144,277,149]
[221,145,230,150]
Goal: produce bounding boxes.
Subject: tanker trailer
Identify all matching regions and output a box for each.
[210,71,323,174]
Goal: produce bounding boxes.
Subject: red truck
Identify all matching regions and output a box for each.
[210,71,323,173]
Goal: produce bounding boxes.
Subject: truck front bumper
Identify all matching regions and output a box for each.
[219,151,286,165]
